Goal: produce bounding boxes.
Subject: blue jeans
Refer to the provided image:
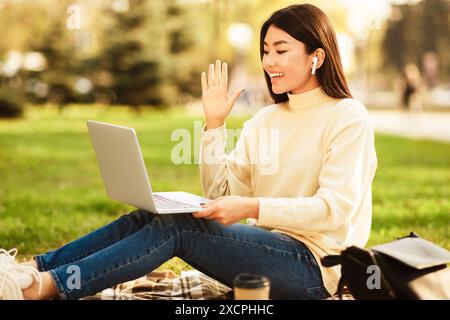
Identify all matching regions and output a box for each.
[34,210,329,300]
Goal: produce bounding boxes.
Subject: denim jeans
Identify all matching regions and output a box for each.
[34,209,329,300]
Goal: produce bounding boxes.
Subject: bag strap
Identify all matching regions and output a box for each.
[367,248,397,299]
[320,255,342,267]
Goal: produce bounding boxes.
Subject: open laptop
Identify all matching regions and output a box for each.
[86,120,208,214]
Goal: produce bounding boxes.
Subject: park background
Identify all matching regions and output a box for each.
[0,0,449,273]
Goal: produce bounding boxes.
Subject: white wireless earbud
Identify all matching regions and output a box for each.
[311,56,318,75]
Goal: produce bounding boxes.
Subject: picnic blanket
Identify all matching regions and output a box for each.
[80,269,354,300]
[81,270,233,300]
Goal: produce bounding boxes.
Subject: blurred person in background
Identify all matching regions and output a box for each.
[401,63,424,112]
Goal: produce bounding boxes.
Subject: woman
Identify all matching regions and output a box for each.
[0,4,377,300]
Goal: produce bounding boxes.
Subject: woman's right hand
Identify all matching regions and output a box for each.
[201,60,245,130]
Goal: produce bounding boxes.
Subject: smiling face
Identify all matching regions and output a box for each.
[262,24,318,95]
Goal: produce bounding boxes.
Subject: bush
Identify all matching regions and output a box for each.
[0,88,24,118]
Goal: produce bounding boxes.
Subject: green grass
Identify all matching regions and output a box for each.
[369,134,450,248]
[0,105,449,272]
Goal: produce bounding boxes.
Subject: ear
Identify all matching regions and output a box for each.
[313,48,326,70]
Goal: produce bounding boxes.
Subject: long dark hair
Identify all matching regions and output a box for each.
[260,4,352,103]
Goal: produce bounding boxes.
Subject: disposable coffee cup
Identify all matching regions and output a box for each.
[233,273,271,300]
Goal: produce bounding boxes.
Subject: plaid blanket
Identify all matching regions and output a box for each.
[81,270,233,300]
[80,269,354,300]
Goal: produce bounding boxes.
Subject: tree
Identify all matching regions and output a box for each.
[88,0,162,107]
[382,0,449,82]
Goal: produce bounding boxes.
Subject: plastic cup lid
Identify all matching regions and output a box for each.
[233,273,270,289]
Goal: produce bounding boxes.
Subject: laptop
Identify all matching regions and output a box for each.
[86,120,209,214]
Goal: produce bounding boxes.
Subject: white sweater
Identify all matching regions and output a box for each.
[199,86,378,295]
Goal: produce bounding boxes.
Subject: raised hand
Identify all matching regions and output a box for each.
[201,60,245,130]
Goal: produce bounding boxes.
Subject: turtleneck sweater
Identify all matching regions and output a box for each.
[199,86,378,296]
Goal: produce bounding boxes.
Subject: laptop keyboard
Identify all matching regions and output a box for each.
[153,194,197,210]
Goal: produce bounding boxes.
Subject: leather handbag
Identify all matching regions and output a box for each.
[321,232,450,300]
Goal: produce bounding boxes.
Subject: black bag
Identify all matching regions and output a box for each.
[321,232,450,300]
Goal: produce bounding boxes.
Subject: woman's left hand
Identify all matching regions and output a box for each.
[192,196,259,226]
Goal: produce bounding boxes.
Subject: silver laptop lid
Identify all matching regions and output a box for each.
[87,120,157,213]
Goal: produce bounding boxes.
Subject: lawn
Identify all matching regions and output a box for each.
[0,105,449,272]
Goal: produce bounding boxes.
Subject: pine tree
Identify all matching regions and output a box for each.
[97,0,166,107]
